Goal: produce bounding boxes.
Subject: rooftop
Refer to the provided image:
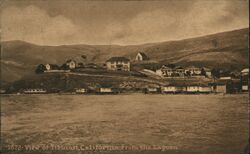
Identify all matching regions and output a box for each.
[137,52,149,60]
[241,68,249,73]
[106,57,130,62]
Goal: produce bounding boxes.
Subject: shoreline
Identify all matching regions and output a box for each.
[0,92,248,96]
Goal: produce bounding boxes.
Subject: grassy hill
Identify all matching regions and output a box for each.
[1,28,248,83]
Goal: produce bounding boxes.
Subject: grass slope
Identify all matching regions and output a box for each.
[1,28,248,82]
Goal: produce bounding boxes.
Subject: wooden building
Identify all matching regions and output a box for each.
[45,64,60,71]
[135,52,149,61]
[106,57,130,71]
[66,59,77,69]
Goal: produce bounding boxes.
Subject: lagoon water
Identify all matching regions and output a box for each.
[1,94,248,154]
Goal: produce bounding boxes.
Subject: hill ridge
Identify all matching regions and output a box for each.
[1,28,249,82]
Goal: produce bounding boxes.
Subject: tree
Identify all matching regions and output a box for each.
[167,63,176,69]
[185,70,191,77]
[211,68,220,78]
[60,63,69,70]
[201,68,206,76]
[78,62,84,67]
[35,64,46,74]
[81,55,87,60]
[212,39,218,48]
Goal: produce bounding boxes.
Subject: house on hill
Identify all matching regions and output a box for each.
[45,64,60,71]
[66,59,76,69]
[135,52,149,61]
[106,57,130,71]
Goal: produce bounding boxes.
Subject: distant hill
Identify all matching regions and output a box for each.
[1,28,249,83]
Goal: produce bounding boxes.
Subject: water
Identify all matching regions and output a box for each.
[1,94,249,154]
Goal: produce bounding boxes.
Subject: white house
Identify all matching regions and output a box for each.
[45,64,60,71]
[106,57,130,71]
[66,60,76,69]
[135,52,149,61]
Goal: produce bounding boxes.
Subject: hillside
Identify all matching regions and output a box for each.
[7,72,165,93]
[1,28,249,83]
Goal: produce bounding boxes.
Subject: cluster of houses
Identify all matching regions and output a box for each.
[38,52,148,73]
[155,65,211,78]
[18,52,246,95]
[146,84,225,94]
[21,65,249,95]
[37,59,100,73]
[105,52,212,78]
[20,81,245,95]
[38,52,212,79]
[37,59,77,73]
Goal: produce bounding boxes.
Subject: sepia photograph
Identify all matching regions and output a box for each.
[0,0,249,154]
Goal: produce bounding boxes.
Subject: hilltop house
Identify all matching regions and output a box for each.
[135,52,149,61]
[66,59,76,69]
[45,64,60,71]
[106,57,130,71]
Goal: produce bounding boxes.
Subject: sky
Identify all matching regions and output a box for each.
[0,0,249,45]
